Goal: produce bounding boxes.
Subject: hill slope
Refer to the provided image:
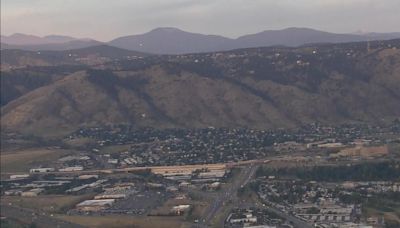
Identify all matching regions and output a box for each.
[0,45,148,70]
[1,39,400,135]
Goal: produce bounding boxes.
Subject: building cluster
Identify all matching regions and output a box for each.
[74,183,138,213]
[27,154,96,174]
[153,164,229,191]
[256,179,392,228]
[225,208,289,228]
[66,122,400,169]
[2,173,105,197]
[1,163,232,218]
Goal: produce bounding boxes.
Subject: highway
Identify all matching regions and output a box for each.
[262,205,313,228]
[193,163,260,227]
[191,159,312,228]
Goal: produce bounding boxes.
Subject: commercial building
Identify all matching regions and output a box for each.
[29,168,55,173]
[59,166,84,172]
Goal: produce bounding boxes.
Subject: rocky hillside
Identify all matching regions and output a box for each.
[1,39,400,135]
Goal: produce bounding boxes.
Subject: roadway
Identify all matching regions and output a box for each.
[191,159,312,228]
[193,163,260,227]
[262,204,313,228]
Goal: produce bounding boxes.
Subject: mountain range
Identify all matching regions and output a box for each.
[2,27,400,54]
[2,39,400,136]
[1,33,77,45]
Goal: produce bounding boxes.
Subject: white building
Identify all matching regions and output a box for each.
[59,166,84,172]
[29,168,55,173]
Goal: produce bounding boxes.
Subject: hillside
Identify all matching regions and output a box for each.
[0,45,148,70]
[1,39,400,135]
[1,65,88,106]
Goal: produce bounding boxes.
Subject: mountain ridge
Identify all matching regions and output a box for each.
[0,44,149,70]
[3,27,400,54]
[109,27,400,54]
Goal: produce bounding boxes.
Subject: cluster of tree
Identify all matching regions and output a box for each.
[256,162,400,181]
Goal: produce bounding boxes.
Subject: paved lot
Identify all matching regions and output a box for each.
[108,189,169,214]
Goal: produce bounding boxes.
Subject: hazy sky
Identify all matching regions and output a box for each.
[2,0,400,41]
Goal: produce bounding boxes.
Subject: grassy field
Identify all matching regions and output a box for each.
[57,215,191,228]
[389,143,400,155]
[363,194,400,226]
[0,218,26,228]
[364,207,400,226]
[0,148,71,173]
[1,194,94,213]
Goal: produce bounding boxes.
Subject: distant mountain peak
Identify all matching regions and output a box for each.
[147,27,187,34]
[10,33,36,37]
[152,27,182,31]
[44,34,75,39]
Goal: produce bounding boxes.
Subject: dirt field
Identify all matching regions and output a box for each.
[99,144,134,154]
[0,148,71,173]
[364,201,400,225]
[334,145,389,158]
[1,194,94,213]
[57,214,191,228]
[149,195,209,219]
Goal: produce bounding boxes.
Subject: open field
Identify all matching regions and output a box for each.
[363,195,400,226]
[57,214,191,228]
[335,145,389,158]
[63,137,96,148]
[0,217,25,228]
[364,207,400,224]
[384,212,400,223]
[99,144,135,154]
[0,148,71,173]
[389,143,400,155]
[1,194,94,213]
[149,195,209,220]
